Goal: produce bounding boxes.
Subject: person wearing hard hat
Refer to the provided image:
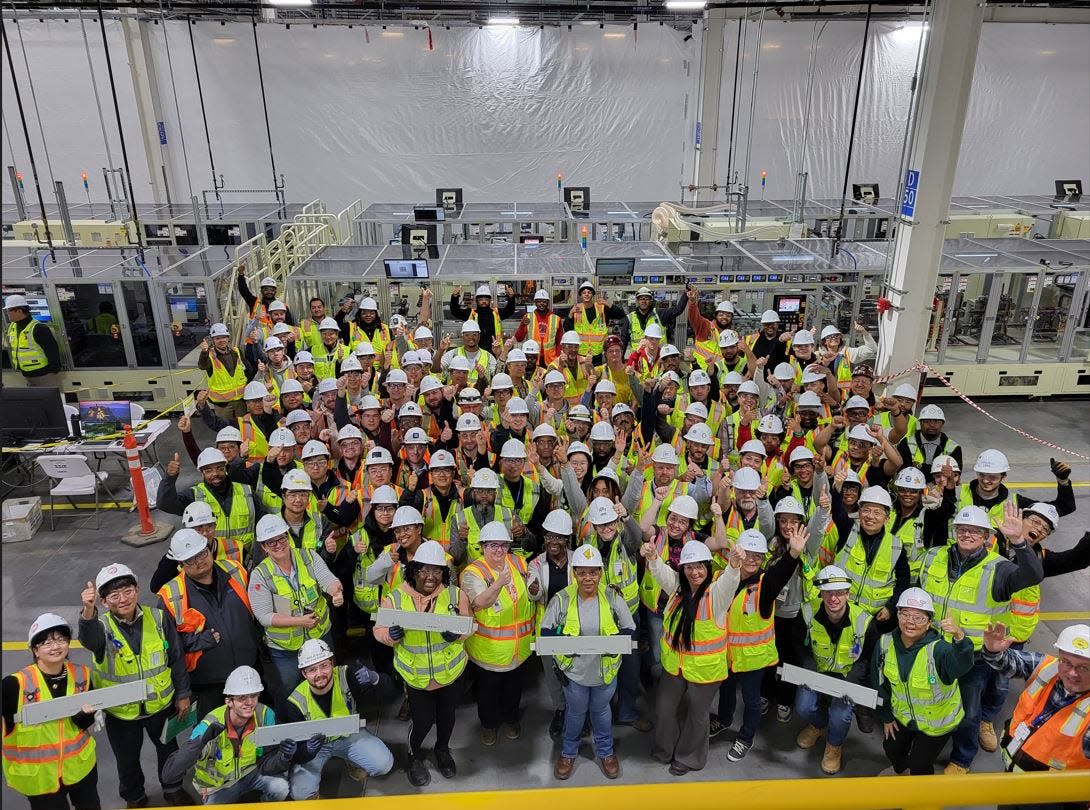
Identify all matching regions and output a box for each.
[888,465,958,583]
[667,369,727,440]
[449,283,517,352]
[815,321,876,394]
[237,266,292,328]
[641,536,742,775]
[161,665,298,804]
[256,335,298,403]
[451,412,490,488]
[337,296,391,364]
[528,422,561,483]
[622,443,710,530]
[772,445,825,520]
[918,503,1044,775]
[374,541,471,786]
[823,422,903,489]
[253,427,304,512]
[585,377,619,420]
[744,310,788,370]
[711,330,756,389]
[489,397,531,457]
[248,513,345,703]
[149,501,221,593]
[363,507,443,614]
[197,323,250,420]
[586,420,619,476]
[393,426,432,491]
[296,296,329,353]
[497,347,532,400]
[196,379,279,466]
[2,614,98,808]
[4,293,62,387]
[547,331,592,405]
[707,466,773,572]
[625,320,666,383]
[345,486,400,664]
[418,374,457,444]
[514,288,563,365]
[413,451,463,554]
[723,379,763,462]
[565,282,627,365]
[622,285,686,356]
[542,544,636,781]
[459,521,536,745]
[400,350,426,390]
[896,403,962,476]
[311,317,351,381]
[439,320,496,387]
[873,588,975,776]
[283,639,393,797]
[684,286,734,370]
[454,468,514,565]
[875,381,921,442]
[981,621,1090,783]
[589,334,641,409]
[361,445,403,502]
[537,368,573,431]
[495,438,546,558]
[812,393,872,460]
[78,564,193,808]
[793,565,878,775]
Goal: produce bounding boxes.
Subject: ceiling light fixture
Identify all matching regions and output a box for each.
[268,0,313,7]
[488,16,520,25]
[664,1,707,10]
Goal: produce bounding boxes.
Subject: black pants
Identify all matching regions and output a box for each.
[766,614,804,707]
[103,705,180,802]
[27,766,100,810]
[189,682,227,720]
[407,679,463,755]
[882,726,952,775]
[474,662,525,730]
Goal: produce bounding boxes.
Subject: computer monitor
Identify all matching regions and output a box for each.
[383,259,430,279]
[1054,180,1083,201]
[0,387,69,443]
[595,257,635,277]
[564,186,591,212]
[852,183,879,203]
[400,224,439,260]
[775,296,802,313]
[413,206,445,222]
[79,400,132,439]
[435,188,463,211]
[519,235,541,245]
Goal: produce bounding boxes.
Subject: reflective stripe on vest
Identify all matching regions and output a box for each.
[573,304,607,357]
[801,601,872,676]
[6,321,49,373]
[919,546,1005,651]
[551,585,622,684]
[206,349,248,404]
[627,311,663,351]
[352,530,382,614]
[239,416,269,465]
[92,607,174,719]
[530,311,562,363]
[878,634,964,735]
[1006,583,1041,643]
[192,483,256,557]
[390,584,468,688]
[1003,657,1090,772]
[256,548,330,652]
[660,589,728,684]
[286,666,354,738]
[835,528,902,615]
[157,561,250,672]
[727,578,779,673]
[193,704,273,792]
[462,556,534,669]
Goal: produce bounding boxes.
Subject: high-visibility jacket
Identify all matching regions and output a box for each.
[878,634,964,735]
[254,547,330,652]
[671,394,728,438]
[572,304,607,358]
[918,545,1005,651]
[353,323,392,364]
[389,584,468,689]
[601,538,640,614]
[238,415,269,465]
[462,555,534,669]
[1,663,96,797]
[829,350,854,395]
[455,347,491,386]
[660,588,728,684]
[691,328,721,370]
[192,482,256,561]
[800,601,872,677]
[905,433,958,469]
[551,584,622,684]
[6,321,50,373]
[627,310,664,352]
[548,361,588,405]
[835,527,902,616]
[638,527,693,613]
[830,450,869,488]
[298,318,323,352]
[206,348,248,404]
[954,484,1017,541]
[460,504,514,564]
[421,488,464,551]
[634,478,685,527]
[1001,656,1090,772]
[888,507,927,583]
[286,666,354,738]
[529,311,562,364]
[1007,582,1041,644]
[498,474,538,528]
[91,607,174,720]
[158,561,250,671]
[352,530,383,614]
[469,307,503,339]
[714,353,748,387]
[727,578,779,673]
[312,343,350,380]
[192,703,274,794]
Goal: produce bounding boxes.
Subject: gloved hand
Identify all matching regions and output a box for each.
[389,625,405,642]
[278,739,298,760]
[304,734,326,755]
[1051,457,1071,481]
[201,721,225,743]
[354,664,380,686]
[440,630,460,643]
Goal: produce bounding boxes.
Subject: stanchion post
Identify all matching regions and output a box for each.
[120,424,173,547]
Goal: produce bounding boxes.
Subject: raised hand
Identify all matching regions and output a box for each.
[199,338,210,354]
[639,541,657,561]
[787,524,809,557]
[167,452,181,477]
[939,615,964,641]
[81,580,97,615]
[178,414,191,434]
[983,621,1014,654]
[1051,457,1071,481]
[999,501,1023,542]
[324,532,338,554]
[495,565,513,588]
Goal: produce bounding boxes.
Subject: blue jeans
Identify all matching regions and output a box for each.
[950,654,991,768]
[561,679,617,759]
[290,732,394,799]
[645,610,664,673]
[718,668,764,745]
[615,614,641,723]
[794,685,854,746]
[268,634,333,710]
[204,769,289,804]
[982,641,1023,724]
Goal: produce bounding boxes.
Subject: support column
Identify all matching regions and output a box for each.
[691,7,726,202]
[876,2,984,380]
[121,16,172,206]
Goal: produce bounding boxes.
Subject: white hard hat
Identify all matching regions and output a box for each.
[716,300,735,314]
[281,379,305,397]
[797,391,823,410]
[182,501,216,528]
[643,322,664,341]
[209,322,230,338]
[660,344,681,359]
[820,325,841,340]
[561,330,582,346]
[533,288,550,302]
[456,413,482,432]
[532,423,558,441]
[491,373,514,391]
[507,348,527,364]
[457,387,481,403]
[793,330,815,347]
[259,277,278,288]
[479,521,512,544]
[223,665,264,696]
[815,565,852,592]
[268,426,296,447]
[243,381,268,400]
[773,362,795,381]
[197,448,227,468]
[543,369,567,387]
[801,370,826,385]
[392,505,424,528]
[429,449,456,469]
[256,513,290,543]
[341,356,364,373]
[1024,502,1059,529]
[506,398,529,416]
[271,321,291,336]
[470,468,500,490]
[896,587,934,613]
[685,423,714,446]
[847,424,878,444]
[567,441,592,458]
[337,424,363,442]
[360,394,382,410]
[267,299,287,313]
[679,540,712,565]
[294,351,314,365]
[740,439,767,458]
[668,495,699,521]
[413,540,447,567]
[918,404,945,421]
[1054,625,1090,659]
[760,310,780,325]
[738,380,760,396]
[578,281,595,293]
[891,383,917,401]
[595,378,618,395]
[297,638,334,669]
[96,563,136,593]
[284,409,310,428]
[718,330,740,348]
[773,496,805,517]
[973,449,1009,475]
[588,496,618,526]
[449,355,473,372]
[736,529,768,554]
[475,285,493,298]
[522,339,541,354]
[355,341,376,357]
[758,414,784,434]
[842,469,862,488]
[543,509,574,536]
[789,446,815,466]
[894,467,927,490]
[652,444,678,465]
[953,505,992,530]
[844,395,871,411]
[316,379,338,395]
[281,469,312,492]
[301,439,330,460]
[401,351,422,366]
[858,486,893,509]
[611,403,634,418]
[168,528,209,562]
[417,348,433,365]
[568,405,593,423]
[931,454,960,474]
[216,426,243,444]
[732,466,761,491]
[460,320,481,335]
[371,485,399,506]
[366,446,394,466]
[397,401,423,418]
[636,286,653,298]
[414,325,434,341]
[572,544,603,568]
[685,401,709,420]
[419,375,443,395]
[28,613,69,645]
[359,297,378,312]
[402,427,429,445]
[319,317,340,331]
[386,369,409,386]
[5,294,30,309]
[589,421,616,442]
[500,438,527,460]
[689,369,712,388]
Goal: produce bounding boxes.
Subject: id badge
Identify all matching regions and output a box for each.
[492,601,503,614]
[1006,721,1030,757]
[614,561,622,578]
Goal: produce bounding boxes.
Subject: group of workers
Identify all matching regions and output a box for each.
[2,275,1087,810]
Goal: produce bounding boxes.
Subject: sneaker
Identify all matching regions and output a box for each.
[726,739,751,762]
[346,764,368,784]
[759,697,770,717]
[549,709,565,739]
[407,755,431,787]
[505,722,522,740]
[978,720,998,753]
[481,727,498,747]
[795,724,823,750]
[776,704,793,723]
[708,716,727,738]
[435,748,457,779]
[820,742,843,775]
[126,797,149,809]
[944,762,970,776]
[855,706,875,734]
[163,789,195,807]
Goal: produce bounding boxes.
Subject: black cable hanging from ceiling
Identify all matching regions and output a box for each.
[723,17,743,192]
[187,16,222,211]
[2,18,55,259]
[833,1,872,256]
[251,15,284,208]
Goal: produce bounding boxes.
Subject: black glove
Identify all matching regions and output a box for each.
[440,630,460,643]
[354,663,380,685]
[201,721,225,743]
[389,625,405,641]
[305,733,326,754]
[278,739,298,759]
[1050,457,1071,481]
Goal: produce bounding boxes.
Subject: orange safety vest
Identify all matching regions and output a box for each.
[831,449,869,487]
[529,311,562,365]
[206,349,249,404]
[1003,656,1090,773]
[157,561,251,671]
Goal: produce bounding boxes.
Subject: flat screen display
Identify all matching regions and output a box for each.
[595,258,635,277]
[79,400,132,439]
[384,260,429,279]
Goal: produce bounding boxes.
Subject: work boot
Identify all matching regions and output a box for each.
[126,797,149,809]
[505,721,522,740]
[820,742,843,775]
[978,720,998,752]
[549,709,565,739]
[855,706,875,734]
[554,756,576,780]
[163,788,195,807]
[481,727,498,746]
[599,754,621,779]
[796,724,823,750]
[435,747,457,778]
[944,762,970,776]
[407,755,431,787]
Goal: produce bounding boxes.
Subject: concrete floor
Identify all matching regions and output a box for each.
[2,399,1087,807]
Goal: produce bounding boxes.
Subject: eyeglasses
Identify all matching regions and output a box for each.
[262,537,289,550]
[104,585,137,603]
[1058,656,1090,677]
[481,541,509,550]
[898,610,930,625]
[182,548,212,565]
[373,505,396,513]
[543,532,569,544]
[858,506,888,519]
[34,635,70,650]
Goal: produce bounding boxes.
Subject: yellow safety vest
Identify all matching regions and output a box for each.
[312,343,349,380]
[572,304,608,357]
[835,527,902,616]
[801,601,872,676]
[638,526,693,613]
[498,474,538,527]
[462,556,534,669]
[286,666,354,737]
[888,508,928,583]
[661,588,728,684]
[469,308,503,339]
[6,321,49,373]
[91,607,174,720]
[192,704,274,793]
[206,348,248,404]
[421,489,464,551]
[238,415,269,465]
[601,538,640,614]
[455,347,491,386]
[255,548,330,651]
[727,578,779,672]
[878,634,964,735]
[627,310,664,352]
[551,584,622,684]
[389,584,468,689]
[192,482,256,561]
[352,529,382,614]
[919,546,1005,651]
[461,503,514,564]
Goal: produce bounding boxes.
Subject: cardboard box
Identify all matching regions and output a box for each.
[3,497,43,542]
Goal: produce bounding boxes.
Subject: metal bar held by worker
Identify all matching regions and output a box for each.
[251,715,364,747]
[21,680,149,725]
[777,663,883,710]
[373,608,475,636]
[532,636,638,656]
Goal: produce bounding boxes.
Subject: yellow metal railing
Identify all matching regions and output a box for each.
[208,772,1089,810]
